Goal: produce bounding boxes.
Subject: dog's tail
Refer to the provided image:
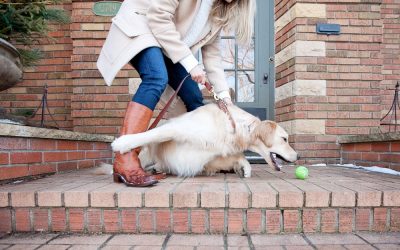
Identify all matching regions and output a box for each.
[111,128,173,154]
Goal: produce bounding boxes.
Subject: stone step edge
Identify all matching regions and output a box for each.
[2,187,398,208]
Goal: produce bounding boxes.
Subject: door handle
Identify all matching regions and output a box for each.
[263,73,268,84]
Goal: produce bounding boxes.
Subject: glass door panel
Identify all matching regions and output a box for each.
[200,0,274,120]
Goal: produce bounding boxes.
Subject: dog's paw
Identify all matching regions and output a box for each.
[144,162,165,174]
[234,159,251,178]
[234,165,251,178]
[204,169,217,176]
[234,166,245,178]
[143,163,155,172]
[243,164,251,178]
[111,135,132,154]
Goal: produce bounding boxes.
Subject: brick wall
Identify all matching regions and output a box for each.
[70,1,133,135]
[0,1,74,130]
[341,141,400,171]
[380,0,400,132]
[275,0,389,165]
[1,0,400,165]
[0,136,112,181]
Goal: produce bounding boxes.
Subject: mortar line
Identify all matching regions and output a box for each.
[188,209,192,234]
[239,177,252,209]
[160,233,171,250]
[354,233,379,250]
[317,209,321,233]
[223,234,228,250]
[224,173,229,209]
[224,173,228,234]
[387,208,391,231]
[47,208,51,232]
[65,207,70,232]
[266,182,279,208]
[83,207,88,233]
[261,208,266,234]
[301,233,317,250]
[205,208,210,234]
[98,234,115,249]
[118,208,122,233]
[168,177,186,208]
[11,208,16,232]
[247,233,255,250]
[135,208,140,233]
[100,208,105,233]
[29,208,33,231]
[352,207,356,232]
[32,232,64,250]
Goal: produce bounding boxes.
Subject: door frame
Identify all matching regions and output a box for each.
[236,0,275,121]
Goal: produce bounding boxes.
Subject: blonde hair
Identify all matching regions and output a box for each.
[210,0,256,46]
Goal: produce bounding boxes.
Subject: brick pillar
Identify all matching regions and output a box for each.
[274,0,383,164]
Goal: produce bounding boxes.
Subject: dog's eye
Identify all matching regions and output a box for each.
[282,137,287,142]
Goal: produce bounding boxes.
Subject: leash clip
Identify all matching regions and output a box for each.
[209,86,220,101]
[213,91,220,101]
[205,82,219,101]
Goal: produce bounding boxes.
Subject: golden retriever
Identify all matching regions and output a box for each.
[111,103,298,178]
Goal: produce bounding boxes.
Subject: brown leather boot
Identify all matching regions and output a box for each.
[113,102,158,187]
[133,147,167,181]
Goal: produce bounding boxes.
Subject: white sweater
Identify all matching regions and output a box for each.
[183,0,213,47]
[179,0,230,100]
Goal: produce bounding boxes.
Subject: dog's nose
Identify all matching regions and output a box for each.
[296,154,300,161]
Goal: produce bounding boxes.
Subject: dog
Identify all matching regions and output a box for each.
[111,103,298,178]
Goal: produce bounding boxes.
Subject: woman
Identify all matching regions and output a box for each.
[97,0,256,187]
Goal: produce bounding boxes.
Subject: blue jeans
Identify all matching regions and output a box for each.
[130,47,204,112]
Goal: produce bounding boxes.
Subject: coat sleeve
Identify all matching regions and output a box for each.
[147,0,193,64]
[201,34,230,94]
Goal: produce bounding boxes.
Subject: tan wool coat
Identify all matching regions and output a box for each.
[97,0,229,94]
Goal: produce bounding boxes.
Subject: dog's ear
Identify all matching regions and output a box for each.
[252,121,277,148]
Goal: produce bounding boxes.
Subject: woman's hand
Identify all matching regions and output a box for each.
[190,65,206,85]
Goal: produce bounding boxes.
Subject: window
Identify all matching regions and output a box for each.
[220,30,255,103]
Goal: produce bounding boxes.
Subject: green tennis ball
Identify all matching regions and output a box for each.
[295,166,309,180]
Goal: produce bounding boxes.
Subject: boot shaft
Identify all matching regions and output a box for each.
[120,102,153,135]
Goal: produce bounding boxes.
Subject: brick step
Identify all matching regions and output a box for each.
[0,165,399,234]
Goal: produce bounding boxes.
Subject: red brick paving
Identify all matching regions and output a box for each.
[0,232,398,249]
[0,165,399,234]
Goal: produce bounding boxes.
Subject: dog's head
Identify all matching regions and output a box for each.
[249,120,298,171]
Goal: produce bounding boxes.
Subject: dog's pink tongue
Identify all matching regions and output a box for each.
[270,153,282,171]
